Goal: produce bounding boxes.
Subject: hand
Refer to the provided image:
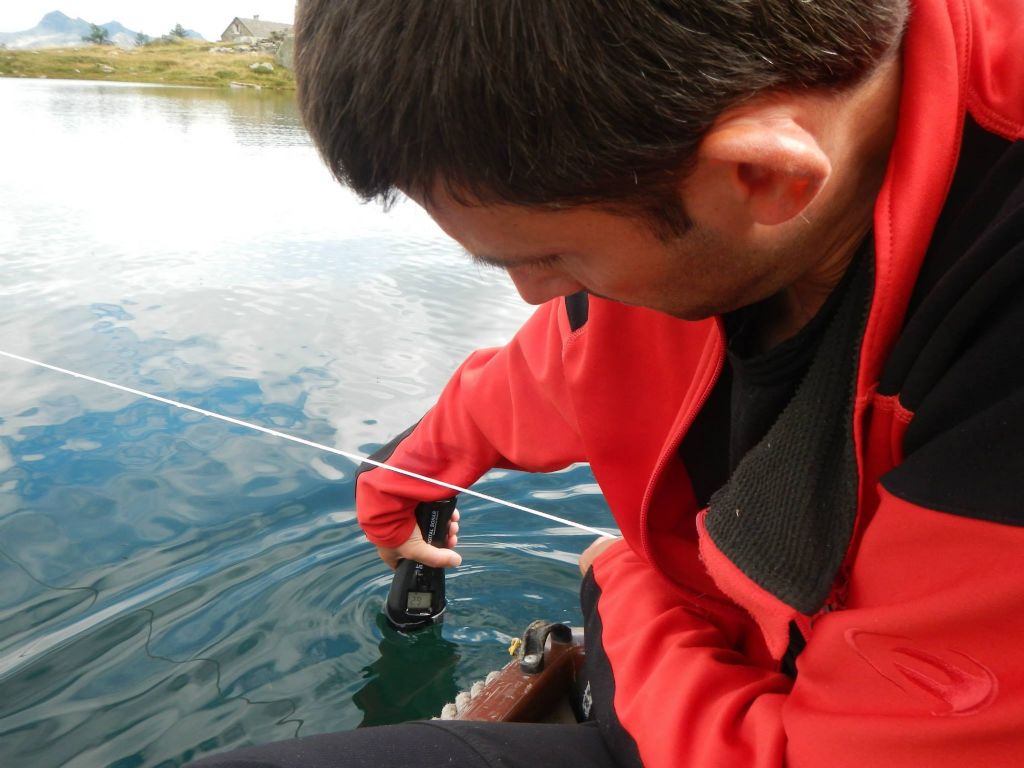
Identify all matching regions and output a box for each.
[376,508,462,570]
[579,536,617,576]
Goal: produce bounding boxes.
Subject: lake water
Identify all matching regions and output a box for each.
[0,79,615,767]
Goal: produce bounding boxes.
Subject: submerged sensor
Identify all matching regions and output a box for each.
[385,498,457,632]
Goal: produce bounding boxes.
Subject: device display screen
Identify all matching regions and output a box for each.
[406,591,433,611]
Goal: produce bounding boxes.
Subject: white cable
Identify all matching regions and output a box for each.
[0,349,617,539]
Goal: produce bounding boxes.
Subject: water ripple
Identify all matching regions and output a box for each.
[0,78,613,767]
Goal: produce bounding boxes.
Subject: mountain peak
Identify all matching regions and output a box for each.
[36,10,89,34]
[1,9,204,48]
[39,10,73,25]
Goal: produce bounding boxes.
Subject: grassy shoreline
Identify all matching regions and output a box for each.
[0,39,295,90]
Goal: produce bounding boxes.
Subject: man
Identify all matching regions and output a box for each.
[193,0,1024,765]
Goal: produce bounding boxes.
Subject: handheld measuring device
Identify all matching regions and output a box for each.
[384,498,457,632]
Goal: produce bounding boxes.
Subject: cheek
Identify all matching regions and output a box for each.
[588,252,681,300]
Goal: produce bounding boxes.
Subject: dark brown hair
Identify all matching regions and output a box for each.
[295,0,907,231]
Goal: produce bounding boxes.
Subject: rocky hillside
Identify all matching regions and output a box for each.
[0,11,203,50]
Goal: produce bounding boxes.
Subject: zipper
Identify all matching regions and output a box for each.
[639,318,726,563]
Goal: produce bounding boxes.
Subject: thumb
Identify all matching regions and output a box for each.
[399,538,462,569]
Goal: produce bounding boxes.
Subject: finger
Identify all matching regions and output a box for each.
[400,538,462,568]
[445,517,460,548]
[376,545,402,571]
[579,536,617,576]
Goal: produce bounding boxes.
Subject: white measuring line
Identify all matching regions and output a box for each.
[0,349,616,539]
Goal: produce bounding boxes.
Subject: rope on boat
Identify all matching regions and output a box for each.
[437,671,503,720]
[0,349,618,539]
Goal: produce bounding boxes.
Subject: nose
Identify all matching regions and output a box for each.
[506,267,585,305]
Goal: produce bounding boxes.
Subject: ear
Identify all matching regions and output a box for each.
[693,113,832,227]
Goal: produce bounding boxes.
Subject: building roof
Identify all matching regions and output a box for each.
[227,17,293,39]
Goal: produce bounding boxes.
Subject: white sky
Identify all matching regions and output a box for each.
[0,2,299,42]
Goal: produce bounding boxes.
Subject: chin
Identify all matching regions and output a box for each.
[649,297,723,321]
[589,290,723,322]
[634,299,717,322]
[665,307,719,322]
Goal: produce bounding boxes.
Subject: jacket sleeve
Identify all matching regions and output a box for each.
[586,540,792,768]
[356,298,586,548]
[588,498,1024,768]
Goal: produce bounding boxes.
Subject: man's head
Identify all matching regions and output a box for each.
[296,0,906,233]
[295,1,906,331]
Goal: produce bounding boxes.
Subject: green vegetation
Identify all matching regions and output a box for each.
[0,39,295,90]
[82,24,111,46]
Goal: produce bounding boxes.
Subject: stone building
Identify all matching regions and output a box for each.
[220,16,293,45]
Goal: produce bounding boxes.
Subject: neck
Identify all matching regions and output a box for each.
[759,57,902,350]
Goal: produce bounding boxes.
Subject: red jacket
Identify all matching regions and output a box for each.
[356,0,1024,764]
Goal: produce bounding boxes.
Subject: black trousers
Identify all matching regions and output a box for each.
[186,719,626,768]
